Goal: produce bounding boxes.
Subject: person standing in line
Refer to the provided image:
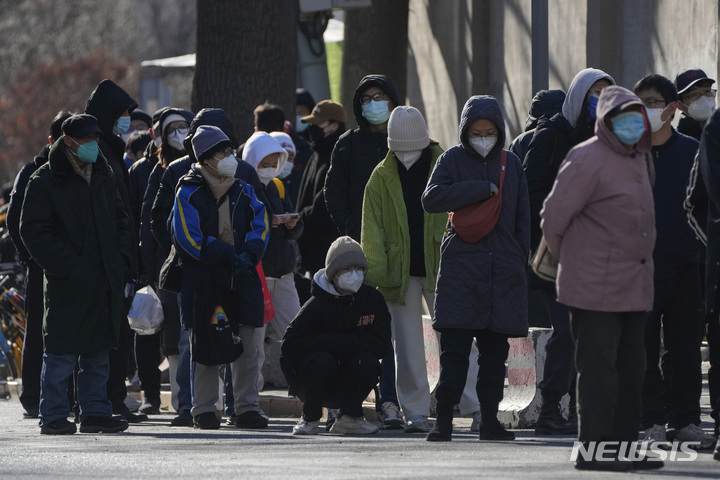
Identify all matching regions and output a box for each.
[675,68,716,141]
[541,86,662,471]
[172,126,269,430]
[523,68,615,435]
[422,95,530,442]
[633,74,715,449]
[324,74,404,429]
[20,114,131,435]
[7,110,73,419]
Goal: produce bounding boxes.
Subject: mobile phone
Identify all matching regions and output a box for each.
[274,213,300,219]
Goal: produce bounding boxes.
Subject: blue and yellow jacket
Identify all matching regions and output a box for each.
[172,164,269,327]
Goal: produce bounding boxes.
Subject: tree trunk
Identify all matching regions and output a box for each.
[341,1,409,128]
[193,0,297,143]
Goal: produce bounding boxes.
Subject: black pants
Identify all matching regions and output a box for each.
[536,286,575,404]
[19,262,43,413]
[435,328,510,416]
[706,313,720,419]
[642,269,704,429]
[134,331,161,401]
[107,297,133,411]
[295,351,380,421]
[570,308,646,443]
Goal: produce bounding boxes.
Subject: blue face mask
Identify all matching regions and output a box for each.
[586,94,599,120]
[277,162,294,180]
[295,116,309,133]
[113,116,131,135]
[362,100,391,125]
[71,138,99,163]
[611,112,646,145]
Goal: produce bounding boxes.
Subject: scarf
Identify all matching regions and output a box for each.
[197,164,235,245]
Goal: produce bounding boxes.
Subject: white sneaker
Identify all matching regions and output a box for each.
[329,415,379,435]
[673,424,716,449]
[642,424,669,447]
[470,411,482,433]
[380,402,403,429]
[404,415,430,433]
[292,418,320,435]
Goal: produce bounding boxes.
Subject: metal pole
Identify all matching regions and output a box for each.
[531,0,549,95]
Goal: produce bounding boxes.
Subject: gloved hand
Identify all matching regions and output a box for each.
[232,252,254,277]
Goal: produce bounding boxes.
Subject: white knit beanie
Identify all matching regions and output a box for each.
[387,106,430,152]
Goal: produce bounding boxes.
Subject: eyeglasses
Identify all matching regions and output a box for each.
[643,98,666,108]
[360,92,389,105]
[166,123,189,135]
[681,89,717,104]
[212,147,234,161]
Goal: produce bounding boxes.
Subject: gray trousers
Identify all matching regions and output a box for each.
[191,324,263,416]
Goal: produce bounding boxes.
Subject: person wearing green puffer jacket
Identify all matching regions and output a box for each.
[361,106,445,434]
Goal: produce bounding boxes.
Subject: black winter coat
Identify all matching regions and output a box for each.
[422,96,530,337]
[296,130,342,273]
[280,279,392,394]
[261,179,304,278]
[324,74,402,241]
[20,140,131,354]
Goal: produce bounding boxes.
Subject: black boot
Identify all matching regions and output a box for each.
[426,403,453,442]
[535,398,577,435]
[478,404,515,440]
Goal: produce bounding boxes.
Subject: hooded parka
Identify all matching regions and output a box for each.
[540,86,656,312]
[422,96,530,337]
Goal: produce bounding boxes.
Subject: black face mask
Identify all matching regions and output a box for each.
[308,124,325,144]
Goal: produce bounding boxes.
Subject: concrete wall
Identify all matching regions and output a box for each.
[407,0,719,151]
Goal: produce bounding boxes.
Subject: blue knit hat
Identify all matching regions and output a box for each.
[191,125,232,163]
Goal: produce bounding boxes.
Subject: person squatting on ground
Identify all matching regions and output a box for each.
[541,86,662,471]
[422,95,530,442]
[20,114,132,435]
[281,236,392,435]
[361,106,445,434]
[172,125,269,430]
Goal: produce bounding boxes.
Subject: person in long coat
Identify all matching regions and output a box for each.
[20,114,132,435]
[422,95,530,442]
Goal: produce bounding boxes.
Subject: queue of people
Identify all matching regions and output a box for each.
[7,66,720,469]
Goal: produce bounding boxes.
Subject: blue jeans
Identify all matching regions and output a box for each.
[39,351,112,424]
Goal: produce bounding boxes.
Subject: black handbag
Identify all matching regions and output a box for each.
[191,238,245,366]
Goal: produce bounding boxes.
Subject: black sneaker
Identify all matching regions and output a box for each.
[478,418,515,440]
[79,416,129,433]
[40,418,77,435]
[235,410,268,429]
[194,412,221,430]
[115,404,148,423]
[170,410,194,427]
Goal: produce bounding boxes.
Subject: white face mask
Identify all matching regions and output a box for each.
[688,96,716,122]
[395,151,423,170]
[469,136,497,157]
[335,269,365,293]
[167,129,188,152]
[121,129,136,144]
[257,167,277,185]
[216,154,238,177]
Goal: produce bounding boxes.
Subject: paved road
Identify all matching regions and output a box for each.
[1,393,718,480]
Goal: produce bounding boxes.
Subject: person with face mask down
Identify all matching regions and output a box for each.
[523,67,615,436]
[675,68,717,141]
[422,95,530,442]
[541,86,663,471]
[20,114,132,435]
[242,132,304,390]
[360,106,446,433]
[281,236,392,435]
[633,75,715,449]
[324,74,405,429]
[172,126,269,430]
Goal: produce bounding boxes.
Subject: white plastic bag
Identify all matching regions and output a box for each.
[128,286,164,335]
